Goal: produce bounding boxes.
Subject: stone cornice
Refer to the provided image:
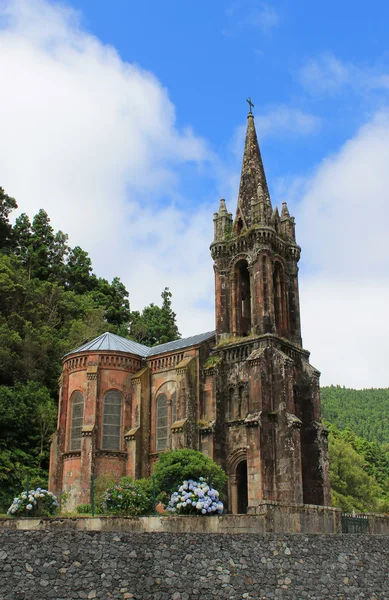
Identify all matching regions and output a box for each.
[210,225,300,263]
[215,333,310,362]
[62,451,81,459]
[95,450,127,459]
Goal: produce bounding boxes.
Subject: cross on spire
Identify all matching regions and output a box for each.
[246,97,254,114]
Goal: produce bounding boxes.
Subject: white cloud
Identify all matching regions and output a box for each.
[249,3,280,33]
[224,1,280,36]
[0,0,215,335]
[254,105,321,138]
[296,112,389,388]
[299,52,389,96]
[299,53,350,94]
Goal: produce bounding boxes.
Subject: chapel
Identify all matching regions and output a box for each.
[49,107,331,512]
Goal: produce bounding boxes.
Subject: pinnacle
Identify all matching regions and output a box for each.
[281,202,290,219]
[218,198,228,215]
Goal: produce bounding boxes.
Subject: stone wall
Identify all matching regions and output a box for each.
[0,530,388,600]
[2,505,389,535]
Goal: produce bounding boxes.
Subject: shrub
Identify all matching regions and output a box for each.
[101,477,153,516]
[76,503,92,514]
[94,474,116,509]
[153,449,227,499]
[166,478,224,515]
[7,488,59,517]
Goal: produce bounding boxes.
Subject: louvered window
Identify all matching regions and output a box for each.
[102,391,122,451]
[156,394,168,452]
[70,391,84,451]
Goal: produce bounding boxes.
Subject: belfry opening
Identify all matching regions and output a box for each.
[234,259,251,336]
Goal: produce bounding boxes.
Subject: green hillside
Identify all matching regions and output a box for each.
[321,385,389,445]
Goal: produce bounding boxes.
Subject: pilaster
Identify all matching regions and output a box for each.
[79,363,98,504]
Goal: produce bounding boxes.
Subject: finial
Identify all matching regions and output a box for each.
[246,97,254,114]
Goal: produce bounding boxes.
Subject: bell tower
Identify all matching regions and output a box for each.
[212,106,301,345]
[209,103,330,510]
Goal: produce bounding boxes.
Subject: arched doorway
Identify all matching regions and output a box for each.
[227,448,249,514]
[236,460,248,514]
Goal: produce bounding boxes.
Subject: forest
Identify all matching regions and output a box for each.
[1,186,389,514]
[0,187,180,510]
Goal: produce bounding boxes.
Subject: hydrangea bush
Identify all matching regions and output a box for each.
[101,477,153,516]
[166,478,224,515]
[7,488,59,517]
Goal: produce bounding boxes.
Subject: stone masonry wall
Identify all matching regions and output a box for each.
[0,530,388,600]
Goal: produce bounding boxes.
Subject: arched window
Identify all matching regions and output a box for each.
[171,392,177,424]
[156,394,168,452]
[69,391,84,451]
[102,390,122,451]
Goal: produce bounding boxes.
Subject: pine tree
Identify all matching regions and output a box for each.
[0,188,17,251]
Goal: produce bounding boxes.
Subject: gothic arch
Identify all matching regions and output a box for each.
[227,447,248,474]
[155,380,176,397]
[228,253,252,272]
[227,447,249,514]
[153,380,177,453]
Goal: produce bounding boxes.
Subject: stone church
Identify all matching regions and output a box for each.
[49,107,331,512]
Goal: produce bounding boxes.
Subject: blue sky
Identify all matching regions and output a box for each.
[1,0,389,387]
[67,0,389,195]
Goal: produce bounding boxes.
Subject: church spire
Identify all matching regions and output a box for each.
[235,101,271,231]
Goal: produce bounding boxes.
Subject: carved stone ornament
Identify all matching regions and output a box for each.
[171,418,187,433]
[286,412,302,429]
[81,424,94,437]
[124,426,139,441]
[86,364,98,380]
[199,420,216,434]
[244,411,262,427]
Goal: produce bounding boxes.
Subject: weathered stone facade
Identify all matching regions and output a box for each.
[49,109,330,512]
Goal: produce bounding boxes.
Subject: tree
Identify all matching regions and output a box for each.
[153,449,227,500]
[29,209,56,280]
[35,395,57,461]
[64,307,114,353]
[321,385,389,445]
[88,276,131,327]
[65,246,94,294]
[129,287,181,346]
[328,427,381,512]
[0,187,17,251]
[104,277,131,327]
[51,230,69,282]
[0,381,56,510]
[13,213,33,276]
